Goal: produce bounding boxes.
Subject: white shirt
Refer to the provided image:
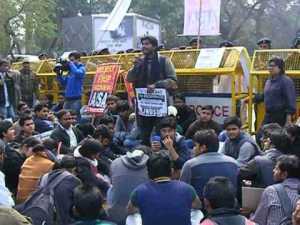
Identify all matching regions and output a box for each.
[0,171,14,207]
[59,124,78,148]
[65,126,78,148]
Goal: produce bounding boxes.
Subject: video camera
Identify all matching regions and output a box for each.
[53,58,70,75]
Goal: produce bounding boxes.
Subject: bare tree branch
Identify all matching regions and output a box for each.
[228,0,267,40]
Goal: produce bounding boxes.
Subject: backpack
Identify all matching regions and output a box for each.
[273,183,299,225]
[16,171,71,225]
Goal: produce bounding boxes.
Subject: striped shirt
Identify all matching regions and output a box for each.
[252,178,300,225]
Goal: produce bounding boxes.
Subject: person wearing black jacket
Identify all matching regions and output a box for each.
[286,124,300,158]
[239,128,290,188]
[50,110,84,154]
[0,120,26,195]
[201,177,257,225]
[74,138,110,196]
[38,155,81,225]
[174,94,196,134]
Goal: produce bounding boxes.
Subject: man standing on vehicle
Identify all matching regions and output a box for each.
[127,36,177,146]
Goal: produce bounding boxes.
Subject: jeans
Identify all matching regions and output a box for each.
[136,115,161,146]
[63,99,82,121]
[0,105,15,119]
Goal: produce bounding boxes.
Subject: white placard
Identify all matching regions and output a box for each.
[195,48,225,68]
[136,88,168,117]
[185,94,232,123]
[33,130,53,141]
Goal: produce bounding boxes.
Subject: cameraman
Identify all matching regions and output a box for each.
[56,52,85,121]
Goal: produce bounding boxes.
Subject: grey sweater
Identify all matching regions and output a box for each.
[107,153,149,223]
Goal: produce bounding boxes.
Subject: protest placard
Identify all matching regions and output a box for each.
[135,88,168,117]
[123,72,135,106]
[87,63,120,114]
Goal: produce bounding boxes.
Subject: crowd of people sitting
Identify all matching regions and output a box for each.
[0,96,298,225]
[0,34,299,225]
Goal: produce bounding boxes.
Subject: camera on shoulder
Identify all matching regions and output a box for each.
[53,58,70,75]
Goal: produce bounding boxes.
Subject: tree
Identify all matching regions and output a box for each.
[0,0,57,57]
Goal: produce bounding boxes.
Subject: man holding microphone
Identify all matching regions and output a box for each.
[127,36,177,146]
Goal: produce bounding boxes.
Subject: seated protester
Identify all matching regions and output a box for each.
[74,138,110,196]
[17,143,54,203]
[239,128,290,188]
[15,115,38,144]
[252,155,300,225]
[42,138,59,156]
[76,123,95,138]
[51,93,64,113]
[38,155,81,225]
[19,137,41,158]
[113,101,136,149]
[201,177,257,225]
[258,123,281,151]
[185,105,222,139]
[180,130,239,199]
[93,125,117,176]
[94,115,115,134]
[95,115,127,155]
[221,116,261,167]
[0,145,15,207]
[155,116,191,170]
[33,103,54,133]
[105,95,119,118]
[70,185,116,225]
[50,110,84,154]
[108,146,150,224]
[0,207,33,225]
[15,102,31,121]
[286,124,300,158]
[114,100,134,134]
[69,110,78,126]
[127,152,202,225]
[1,121,26,195]
[44,94,55,110]
[174,94,196,134]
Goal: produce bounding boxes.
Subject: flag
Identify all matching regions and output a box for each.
[183,0,221,36]
[101,0,132,31]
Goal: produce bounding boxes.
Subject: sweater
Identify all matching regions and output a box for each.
[17,152,54,203]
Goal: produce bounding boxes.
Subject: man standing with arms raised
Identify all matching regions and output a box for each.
[127,36,177,146]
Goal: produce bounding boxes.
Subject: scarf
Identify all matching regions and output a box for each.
[142,51,162,85]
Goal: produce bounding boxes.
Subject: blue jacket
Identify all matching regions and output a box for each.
[34,117,54,133]
[57,62,85,99]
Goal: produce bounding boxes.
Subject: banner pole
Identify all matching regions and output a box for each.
[197,0,202,49]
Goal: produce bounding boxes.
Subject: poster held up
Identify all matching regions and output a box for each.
[87,63,120,114]
[136,88,168,117]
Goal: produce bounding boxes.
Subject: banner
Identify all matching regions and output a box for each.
[183,0,221,36]
[185,94,232,123]
[87,64,120,114]
[135,88,168,117]
[101,0,132,31]
[123,72,135,106]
